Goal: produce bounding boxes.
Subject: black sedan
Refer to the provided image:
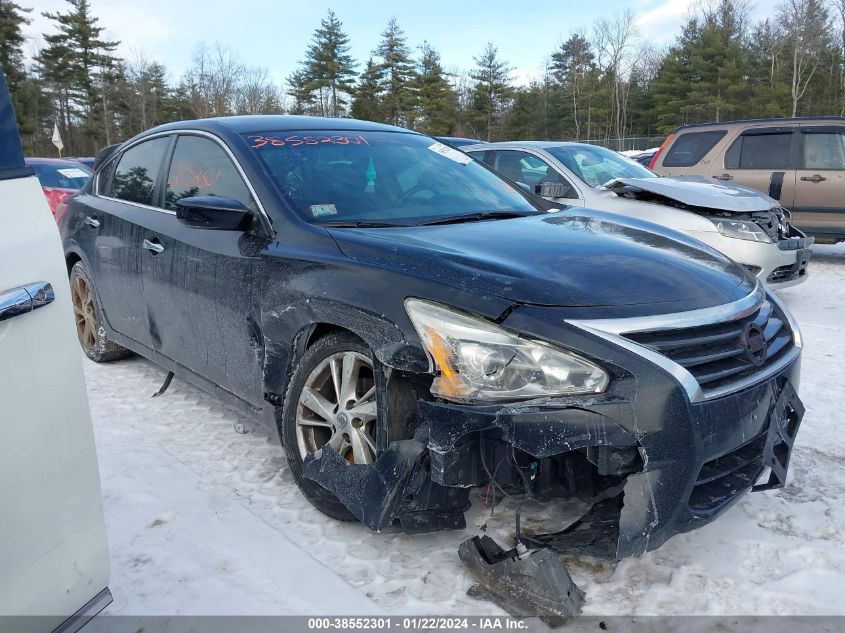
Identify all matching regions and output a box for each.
[60,116,803,559]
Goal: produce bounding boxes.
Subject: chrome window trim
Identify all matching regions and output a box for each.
[566,281,802,403]
[93,129,274,234]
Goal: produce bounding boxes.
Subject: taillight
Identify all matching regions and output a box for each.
[649,134,673,170]
[42,187,74,221]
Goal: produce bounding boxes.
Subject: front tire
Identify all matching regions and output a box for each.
[69,261,130,363]
[281,332,380,521]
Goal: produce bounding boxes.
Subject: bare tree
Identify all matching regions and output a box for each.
[185,43,244,117]
[833,0,845,113]
[593,10,641,145]
[234,67,284,114]
[778,0,833,116]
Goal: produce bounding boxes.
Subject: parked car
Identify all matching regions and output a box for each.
[61,117,803,559]
[434,136,485,148]
[26,157,93,219]
[72,156,96,169]
[649,116,845,243]
[632,150,657,166]
[464,141,812,288]
[0,72,111,630]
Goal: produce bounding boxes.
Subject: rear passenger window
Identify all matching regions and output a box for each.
[802,130,845,170]
[164,136,256,212]
[662,131,726,167]
[725,132,792,169]
[110,137,169,205]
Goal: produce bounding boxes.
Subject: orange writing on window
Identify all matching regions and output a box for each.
[169,163,222,190]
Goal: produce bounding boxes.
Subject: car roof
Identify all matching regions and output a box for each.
[462,140,610,151]
[144,115,416,136]
[674,116,845,132]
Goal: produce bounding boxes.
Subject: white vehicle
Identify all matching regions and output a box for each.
[464,141,812,288]
[0,74,111,630]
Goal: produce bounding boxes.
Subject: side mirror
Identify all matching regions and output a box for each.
[535,181,572,199]
[515,181,531,193]
[175,196,252,231]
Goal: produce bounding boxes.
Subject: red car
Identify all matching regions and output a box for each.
[25,157,93,220]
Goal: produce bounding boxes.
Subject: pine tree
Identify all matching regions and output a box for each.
[0,1,31,94]
[350,57,384,121]
[550,33,595,139]
[37,0,120,153]
[412,42,457,135]
[303,10,357,117]
[375,17,416,126]
[287,68,317,115]
[650,1,748,131]
[469,43,514,141]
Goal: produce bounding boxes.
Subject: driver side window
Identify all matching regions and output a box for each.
[164,136,257,212]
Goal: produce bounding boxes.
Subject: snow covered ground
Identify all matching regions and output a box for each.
[85,244,845,618]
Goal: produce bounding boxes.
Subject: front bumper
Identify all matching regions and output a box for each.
[688,230,813,289]
[303,292,804,559]
[418,357,801,558]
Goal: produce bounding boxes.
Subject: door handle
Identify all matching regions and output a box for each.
[0,282,55,322]
[143,239,165,254]
[714,174,734,181]
[85,216,100,228]
[800,174,827,183]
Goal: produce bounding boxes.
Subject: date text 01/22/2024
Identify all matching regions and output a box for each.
[307,617,528,630]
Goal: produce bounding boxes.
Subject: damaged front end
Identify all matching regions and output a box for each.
[605,176,813,286]
[301,286,804,564]
[297,286,804,624]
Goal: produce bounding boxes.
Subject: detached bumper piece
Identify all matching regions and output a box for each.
[752,380,804,492]
[459,536,585,628]
[302,436,470,533]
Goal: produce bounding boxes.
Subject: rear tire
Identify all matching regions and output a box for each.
[69,261,130,363]
[281,331,381,522]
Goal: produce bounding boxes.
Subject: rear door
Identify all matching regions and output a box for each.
[0,73,111,627]
[82,136,172,348]
[792,124,845,236]
[715,126,798,205]
[136,133,266,405]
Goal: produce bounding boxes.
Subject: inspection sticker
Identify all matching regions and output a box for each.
[57,168,89,178]
[310,203,338,217]
[428,142,472,165]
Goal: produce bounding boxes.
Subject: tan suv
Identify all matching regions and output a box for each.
[651,117,845,243]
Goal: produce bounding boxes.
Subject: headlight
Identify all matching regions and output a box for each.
[711,218,771,243]
[405,299,609,402]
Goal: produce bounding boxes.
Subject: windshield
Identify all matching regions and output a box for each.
[245,131,539,225]
[546,145,655,188]
[30,161,92,189]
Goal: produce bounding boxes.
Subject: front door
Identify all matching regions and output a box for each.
[714,127,798,206]
[137,133,266,405]
[792,125,845,237]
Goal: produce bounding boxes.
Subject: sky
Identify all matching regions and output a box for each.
[22,0,773,87]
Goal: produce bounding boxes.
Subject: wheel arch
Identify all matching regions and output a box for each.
[260,302,427,409]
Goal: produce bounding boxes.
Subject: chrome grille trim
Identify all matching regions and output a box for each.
[567,282,801,403]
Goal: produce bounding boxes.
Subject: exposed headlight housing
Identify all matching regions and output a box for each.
[404,299,609,402]
[711,217,772,243]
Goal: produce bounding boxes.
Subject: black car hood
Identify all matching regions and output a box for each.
[328,210,751,309]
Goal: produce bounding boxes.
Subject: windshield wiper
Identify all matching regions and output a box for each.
[320,220,406,228]
[414,211,533,226]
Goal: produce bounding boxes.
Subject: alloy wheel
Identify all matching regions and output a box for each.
[295,351,378,464]
[71,275,97,352]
